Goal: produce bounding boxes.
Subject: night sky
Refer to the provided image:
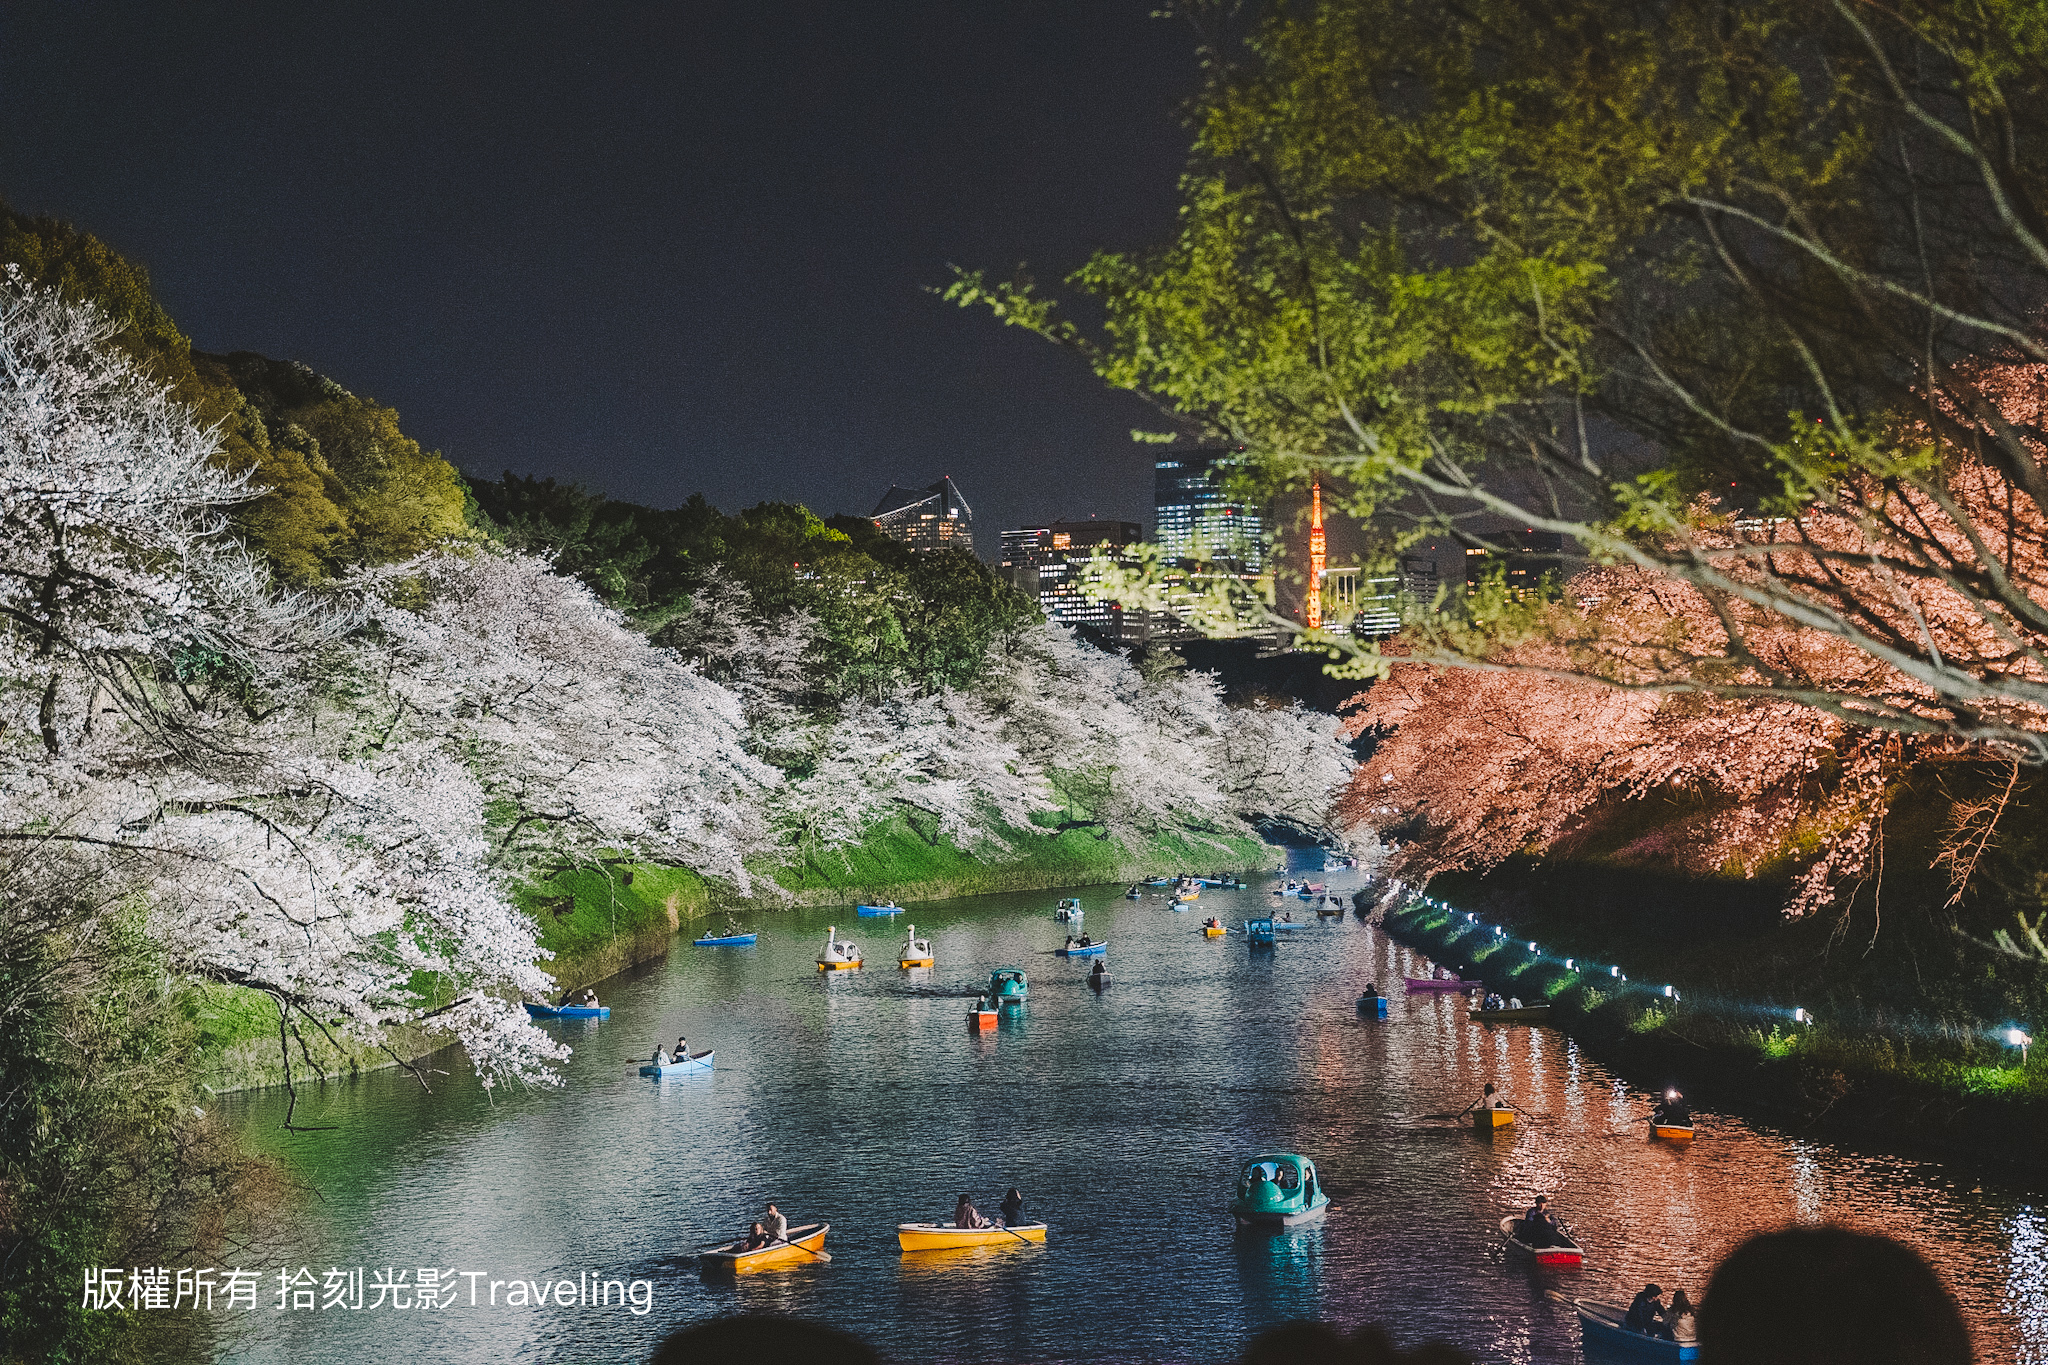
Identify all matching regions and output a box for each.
[0,2,1204,553]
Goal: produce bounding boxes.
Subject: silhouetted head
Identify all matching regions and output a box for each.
[1237,1321,1471,1365]
[1483,1083,1497,1095]
[1698,1225,1971,1364]
[651,1315,881,1365]
[1641,1282,1661,1296]
[1533,1196,1548,1208]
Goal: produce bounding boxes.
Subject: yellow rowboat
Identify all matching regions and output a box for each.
[1653,1123,1695,1141]
[1473,1107,1515,1130]
[699,1223,830,1273]
[896,1221,1048,1252]
[1202,918,1227,936]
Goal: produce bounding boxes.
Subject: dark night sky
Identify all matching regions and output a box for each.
[0,2,1204,554]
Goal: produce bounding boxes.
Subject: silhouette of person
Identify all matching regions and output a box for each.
[1697,1225,1972,1364]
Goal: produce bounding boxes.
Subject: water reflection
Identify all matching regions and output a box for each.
[218,869,2047,1365]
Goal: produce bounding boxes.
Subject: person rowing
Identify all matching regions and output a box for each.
[1468,1081,1511,1113]
[1625,1282,1672,1337]
[1651,1088,1693,1127]
[764,1202,788,1243]
[999,1187,1025,1227]
[1520,1194,1564,1248]
[1089,960,1108,987]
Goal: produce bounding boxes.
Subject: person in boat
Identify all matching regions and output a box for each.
[735,1221,770,1253]
[1507,997,1523,1009]
[954,1193,989,1229]
[1478,1082,1510,1110]
[1078,934,1093,947]
[1361,981,1380,999]
[1089,960,1108,985]
[1064,935,1076,949]
[764,1203,787,1243]
[674,1034,689,1061]
[1521,1194,1562,1248]
[652,1044,670,1066]
[1666,1289,1695,1337]
[999,1187,1025,1227]
[1650,1088,1693,1127]
[974,994,990,1013]
[1624,1283,1669,1337]
[1483,992,1504,1012]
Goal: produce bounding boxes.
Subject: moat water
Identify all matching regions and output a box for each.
[213,859,2047,1363]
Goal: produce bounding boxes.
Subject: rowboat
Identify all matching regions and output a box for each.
[989,967,1028,1005]
[856,903,903,917]
[1499,1215,1583,1266]
[897,924,933,969]
[1470,1004,1552,1024]
[639,1049,715,1076]
[1125,885,1143,899]
[969,1003,997,1030]
[693,932,757,946]
[1203,918,1227,937]
[1405,976,1479,993]
[1144,876,1176,886]
[1357,993,1388,1019]
[1229,1153,1329,1230]
[1651,1122,1696,1141]
[897,1221,1048,1251]
[699,1222,829,1274]
[816,926,862,971]
[1473,1106,1515,1130]
[1055,939,1106,956]
[1174,888,1200,902]
[1574,1300,1698,1360]
[523,1002,609,1019]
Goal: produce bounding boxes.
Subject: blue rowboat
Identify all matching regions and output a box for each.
[693,932,757,946]
[1055,940,1107,957]
[856,903,903,917]
[1574,1301,1698,1360]
[523,1002,609,1019]
[1357,994,1389,1019]
[639,1049,715,1077]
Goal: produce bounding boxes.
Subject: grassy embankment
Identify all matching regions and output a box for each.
[1374,839,2048,1169]
[193,817,1276,1091]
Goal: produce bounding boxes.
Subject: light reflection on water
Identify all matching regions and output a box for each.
[215,867,2046,1364]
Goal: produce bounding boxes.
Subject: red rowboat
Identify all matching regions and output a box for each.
[1499,1215,1584,1266]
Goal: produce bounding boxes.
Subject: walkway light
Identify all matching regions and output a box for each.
[1564,959,1573,970]
[1527,941,1538,952]
[1793,1008,1810,1024]
[1663,984,1675,998]
[2009,1028,2032,1065]
[1610,965,1621,978]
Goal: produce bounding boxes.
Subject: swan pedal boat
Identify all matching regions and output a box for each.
[1574,1300,1698,1359]
[523,1002,608,1019]
[816,926,862,971]
[896,1221,1048,1251]
[699,1223,829,1273]
[897,923,934,968]
[1499,1215,1583,1265]
[693,932,756,946]
[1469,1004,1552,1024]
[639,1049,714,1076]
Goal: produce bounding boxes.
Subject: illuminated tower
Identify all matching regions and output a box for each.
[1307,479,1327,630]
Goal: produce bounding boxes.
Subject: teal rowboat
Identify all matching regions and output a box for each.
[1229,1153,1329,1230]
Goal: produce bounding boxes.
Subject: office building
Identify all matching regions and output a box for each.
[1317,566,1400,639]
[1465,529,1569,598]
[869,476,974,553]
[1000,519,1144,639]
[1400,554,1440,604]
[1154,448,1264,570]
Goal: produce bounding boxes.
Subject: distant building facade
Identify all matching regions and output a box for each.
[1154,449,1264,571]
[1400,553,1440,604]
[1000,519,1144,640]
[1317,566,1401,639]
[869,477,974,553]
[1464,529,1568,598]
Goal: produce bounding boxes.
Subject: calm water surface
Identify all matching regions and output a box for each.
[214,862,2048,1364]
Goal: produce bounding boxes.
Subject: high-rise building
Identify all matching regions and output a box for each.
[869,476,974,553]
[1400,553,1440,604]
[1154,449,1264,570]
[1000,519,1144,639]
[1317,566,1401,638]
[1465,529,1568,598]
